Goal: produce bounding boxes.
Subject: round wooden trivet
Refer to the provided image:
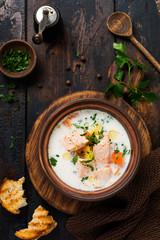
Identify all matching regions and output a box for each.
[25,91,151,214]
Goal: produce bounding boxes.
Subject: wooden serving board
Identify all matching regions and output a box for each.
[25,90,151,214]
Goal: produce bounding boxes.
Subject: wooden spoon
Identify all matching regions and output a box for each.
[107,12,160,72]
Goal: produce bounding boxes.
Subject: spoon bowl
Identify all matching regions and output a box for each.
[107,12,132,37]
[107,11,160,72]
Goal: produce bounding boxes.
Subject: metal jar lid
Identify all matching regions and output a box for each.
[34,4,60,28]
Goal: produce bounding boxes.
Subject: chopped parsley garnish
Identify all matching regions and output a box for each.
[2,49,29,72]
[10,136,15,149]
[86,75,89,79]
[80,158,94,164]
[90,113,97,121]
[86,164,94,171]
[73,123,88,131]
[76,51,80,57]
[115,156,119,164]
[122,146,128,157]
[56,154,59,157]
[72,154,78,164]
[80,132,87,136]
[81,176,89,182]
[50,157,57,166]
[98,130,104,139]
[0,91,23,104]
[128,149,131,155]
[86,132,100,146]
[114,146,119,154]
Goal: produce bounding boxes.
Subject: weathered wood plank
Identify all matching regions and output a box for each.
[115,0,160,149]
[0,0,26,239]
[26,0,114,239]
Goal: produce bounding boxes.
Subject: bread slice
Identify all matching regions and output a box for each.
[15,205,57,240]
[0,177,27,214]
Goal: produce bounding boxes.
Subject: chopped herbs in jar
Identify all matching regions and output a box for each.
[2,49,29,72]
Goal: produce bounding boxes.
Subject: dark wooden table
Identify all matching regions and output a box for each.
[0,0,160,239]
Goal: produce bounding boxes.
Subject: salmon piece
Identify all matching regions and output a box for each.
[93,132,110,163]
[62,119,73,128]
[93,167,110,188]
[76,158,96,178]
[63,131,89,151]
[62,113,79,128]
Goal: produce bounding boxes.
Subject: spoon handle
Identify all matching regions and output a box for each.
[129,35,160,72]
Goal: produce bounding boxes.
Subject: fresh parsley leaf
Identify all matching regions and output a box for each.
[72,154,78,164]
[112,83,124,98]
[56,154,59,157]
[115,55,128,68]
[113,43,124,54]
[133,60,148,70]
[86,75,89,79]
[137,80,149,89]
[114,70,123,82]
[104,82,115,94]
[128,92,142,106]
[105,42,158,106]
[50,157,57,166]
[81,176,89,182]
[142,92,159,103]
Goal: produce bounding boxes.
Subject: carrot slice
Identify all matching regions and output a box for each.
[112,152,124,166]
[76,146,86,155]
[84,131,94,145]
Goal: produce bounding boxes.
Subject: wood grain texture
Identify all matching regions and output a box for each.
[26,91,151,214]
[115,0,160,150]
[0,0,26,239]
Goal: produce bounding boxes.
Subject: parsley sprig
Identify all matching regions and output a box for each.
[105,42,159,106]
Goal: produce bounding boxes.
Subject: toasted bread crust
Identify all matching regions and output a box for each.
[0,177,27,214]
[15,205,57,240]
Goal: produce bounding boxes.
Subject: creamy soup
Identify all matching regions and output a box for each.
[48,109,131,191]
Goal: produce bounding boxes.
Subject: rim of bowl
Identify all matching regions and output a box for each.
[38,98,141,201]
[0,39,37,78]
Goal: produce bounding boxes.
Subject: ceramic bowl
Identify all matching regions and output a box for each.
[0,39,37,78]
[39,98,141,201]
